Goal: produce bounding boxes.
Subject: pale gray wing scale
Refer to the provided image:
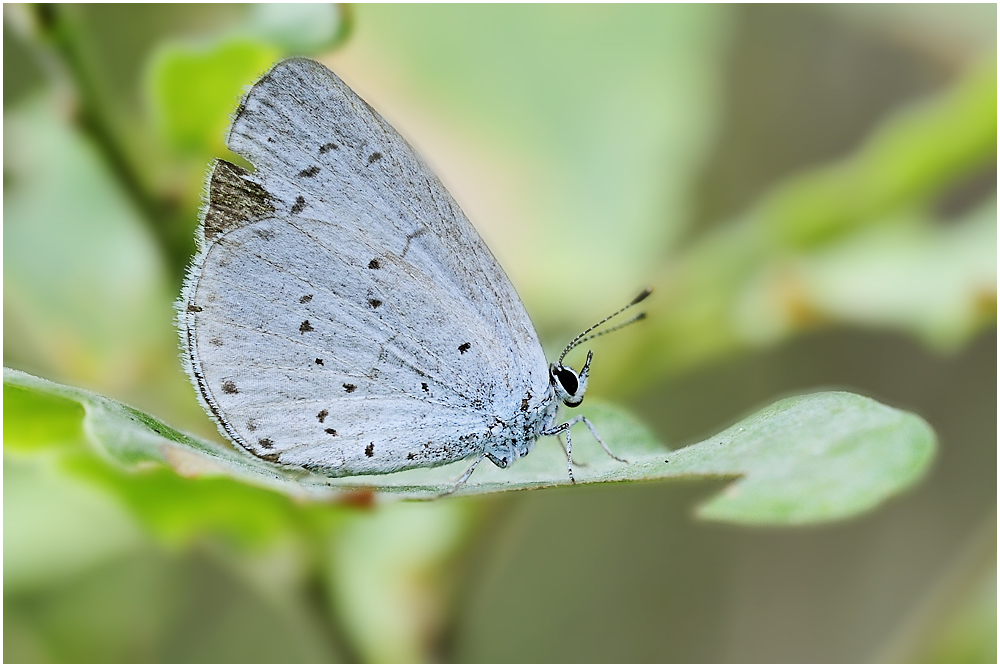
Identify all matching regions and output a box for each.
[226,58,549,399]
[182,58,552,475]
[190,216,496,473]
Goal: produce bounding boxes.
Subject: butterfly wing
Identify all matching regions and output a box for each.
[180,59,550,475]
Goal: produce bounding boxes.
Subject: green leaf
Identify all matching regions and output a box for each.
[148,38,281,157]
[4,368,936,525]
[734,198,997,350]
[595,58,997,395]
[245,3,347,55]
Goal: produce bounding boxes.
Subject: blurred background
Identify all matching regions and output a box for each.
[4,4,995,662]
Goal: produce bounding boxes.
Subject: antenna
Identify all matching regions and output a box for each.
[557,288,652,364]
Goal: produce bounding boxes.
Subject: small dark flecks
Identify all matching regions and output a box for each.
[299,320,314,333]
[315,358,324,365]
[368,298,382,309]
[247,419,258,432]
[368,258,380,269]
[367,152,382,165]
[319,142,338,154]
[521,398,529,411]
[258,438,274,449]
[260,451,281,463]
[267,137,275,143]
[665,459,670,464]
[421,382,429,393]
[291,195,306,214]
[365,443,375,457]
[317,409,328,423]
[254,228,275,241]
[458,342,471,354]
[222,380,238,394]
[186,303,202,313]
[298,166,320,178]
[343,383,357,393]
[407,452,415,460]
[325,428,338,436]
[209,337,223,347]
[300,294,313,303]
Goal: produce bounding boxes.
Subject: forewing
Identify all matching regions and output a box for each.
[181,59,549,475]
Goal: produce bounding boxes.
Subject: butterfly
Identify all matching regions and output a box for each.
[179,58,647,491]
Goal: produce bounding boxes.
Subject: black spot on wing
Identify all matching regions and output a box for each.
[291,196,306,214]
[186,303,202,313]
[299,294,313,303]
[297,166,320,177]
[209,337,223,346]
[421,382,429,393]
[315,358,324,366]
[458,342,471,354]
[368,298,382,309]
[365,443,374,457]
[368,258,380,269]
[299,320,314,333]
[319,142,338,154]
[343,383,356,393]
[222,380,238,394]
[317,409,328,423]
[366,152,382,165]
[325,428,338,436]
[258,438,274,449]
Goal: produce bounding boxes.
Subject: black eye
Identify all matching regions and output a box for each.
[554,367,579,396]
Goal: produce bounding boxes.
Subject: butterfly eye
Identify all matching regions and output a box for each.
[550,359,588,407]
[553,366,579,396]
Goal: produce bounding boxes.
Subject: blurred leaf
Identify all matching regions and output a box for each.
[246,3,347,55]
[147,5,348,160]
[4,457,146,595]
[759,58,996,248]
[597,58,998,394]
[149,38,280,157]
[735,198,997,349]
[328,5,733,321]
[326,501,479,662]
[3,96,178,398]
[4,546,342,662]
[919,567,997,663]
[5,368,935,525]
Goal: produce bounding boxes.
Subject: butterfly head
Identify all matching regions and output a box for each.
[548,287,652,409]
[549,350,592,408]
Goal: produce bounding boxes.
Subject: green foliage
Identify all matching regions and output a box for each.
[5,368,935,526]
[4,4,994,663]
[150,39,280,157]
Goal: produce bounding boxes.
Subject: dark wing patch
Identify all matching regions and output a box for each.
[202,160,275,242]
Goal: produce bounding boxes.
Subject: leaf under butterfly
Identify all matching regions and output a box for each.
[4,367,935,525]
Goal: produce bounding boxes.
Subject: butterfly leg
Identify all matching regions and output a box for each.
[579,415,628,463]
[542,421,576,484]
[439,452,487,497]
[556,433,588,468]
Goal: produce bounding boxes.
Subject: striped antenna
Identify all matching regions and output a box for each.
[558,288,652,364]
